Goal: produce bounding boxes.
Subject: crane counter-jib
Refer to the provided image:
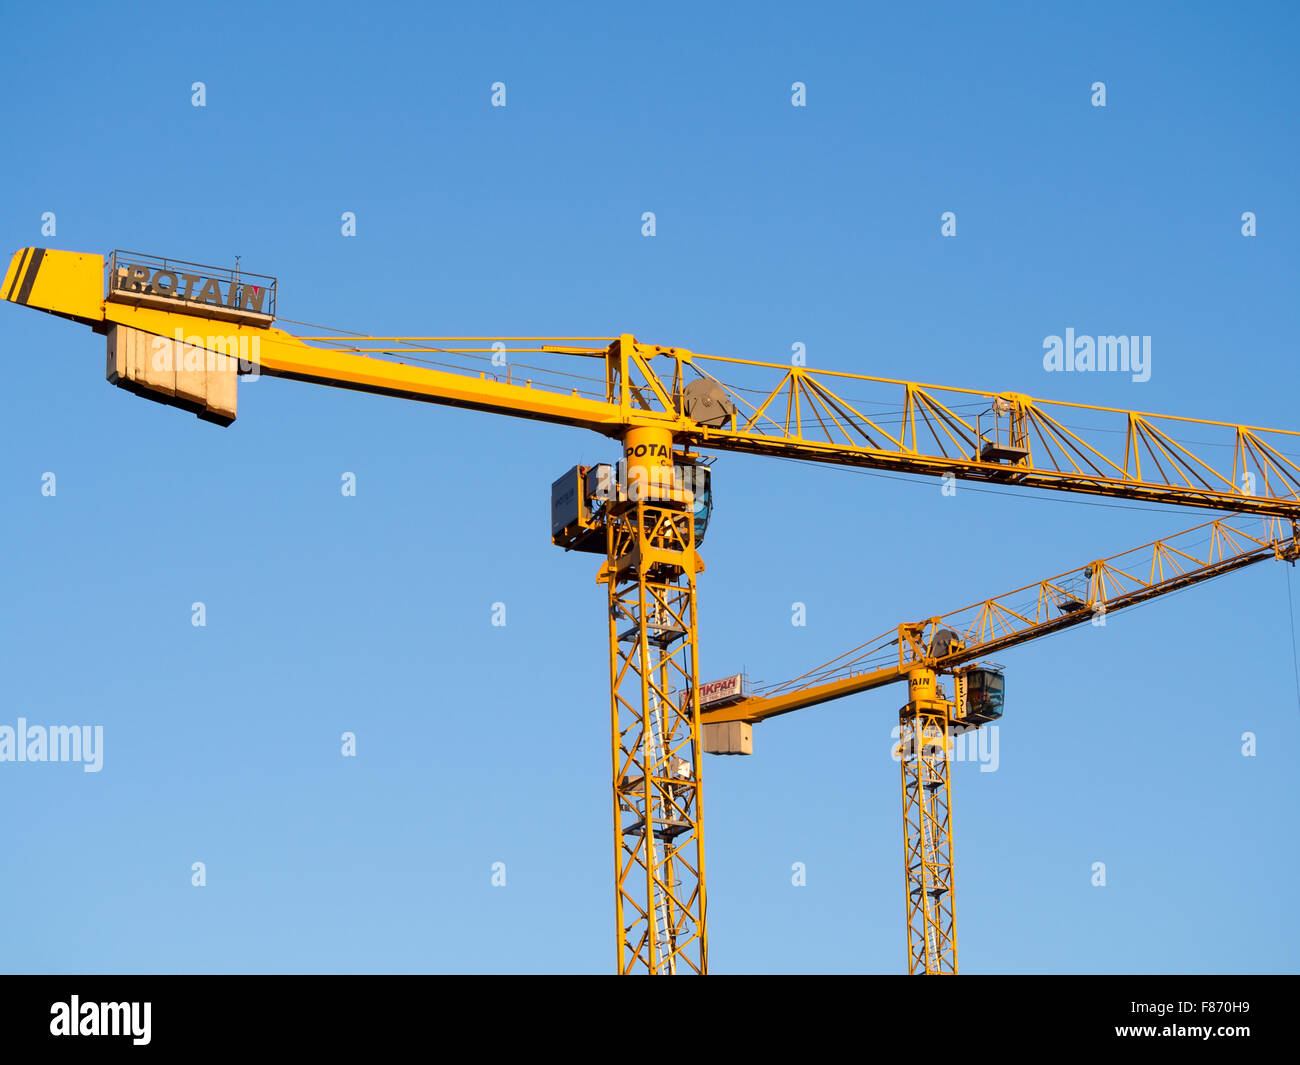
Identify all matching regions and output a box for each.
[7,246,1300,520]
[7,243,1300,975]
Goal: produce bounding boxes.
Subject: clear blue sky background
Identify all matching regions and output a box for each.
[2,0,1297,974]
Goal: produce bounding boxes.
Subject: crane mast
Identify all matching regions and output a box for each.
[7,245,1300,974]
[899,667,958,973]
[700,516,1300,972]
[603,432,707,973]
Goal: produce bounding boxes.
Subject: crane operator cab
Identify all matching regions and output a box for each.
[954,666,1005,727]
[690,463,713,542]
[551,458,713,553]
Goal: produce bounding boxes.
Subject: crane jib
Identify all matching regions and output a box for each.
[5,242,1300,976]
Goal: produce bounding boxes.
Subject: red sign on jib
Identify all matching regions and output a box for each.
[698,674,745,707]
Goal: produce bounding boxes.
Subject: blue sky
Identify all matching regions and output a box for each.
[1,0,1297,973]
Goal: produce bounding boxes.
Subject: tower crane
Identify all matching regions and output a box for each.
[698,515,1300,973]
[6,245,1300,974]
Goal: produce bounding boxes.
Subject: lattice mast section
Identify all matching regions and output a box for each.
[899,669,958,975]
[605,496,707,974]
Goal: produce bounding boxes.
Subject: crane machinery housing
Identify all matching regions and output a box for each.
[6,245,1300,974]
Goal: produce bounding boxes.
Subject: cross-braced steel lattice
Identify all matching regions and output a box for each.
[900,699,957,975]
[605,498,707,974]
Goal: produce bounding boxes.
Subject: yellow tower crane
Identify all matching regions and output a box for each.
[698,515,1300,973]
[6,246,1300,974]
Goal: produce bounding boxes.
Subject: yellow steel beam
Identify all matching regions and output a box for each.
[898,674,958,974]
[704,516,1300,724]
[8,247,1300,519]
[605,491,708,974]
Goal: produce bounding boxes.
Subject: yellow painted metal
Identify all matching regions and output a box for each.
[898,668,958,974]
[3,247,104,324]
[700,516,1299,975]
[705,516,1300,725]
[603,449,708,974]
[8,247,1300,518]
[622,424,676,503]
[10,245,1300,977]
